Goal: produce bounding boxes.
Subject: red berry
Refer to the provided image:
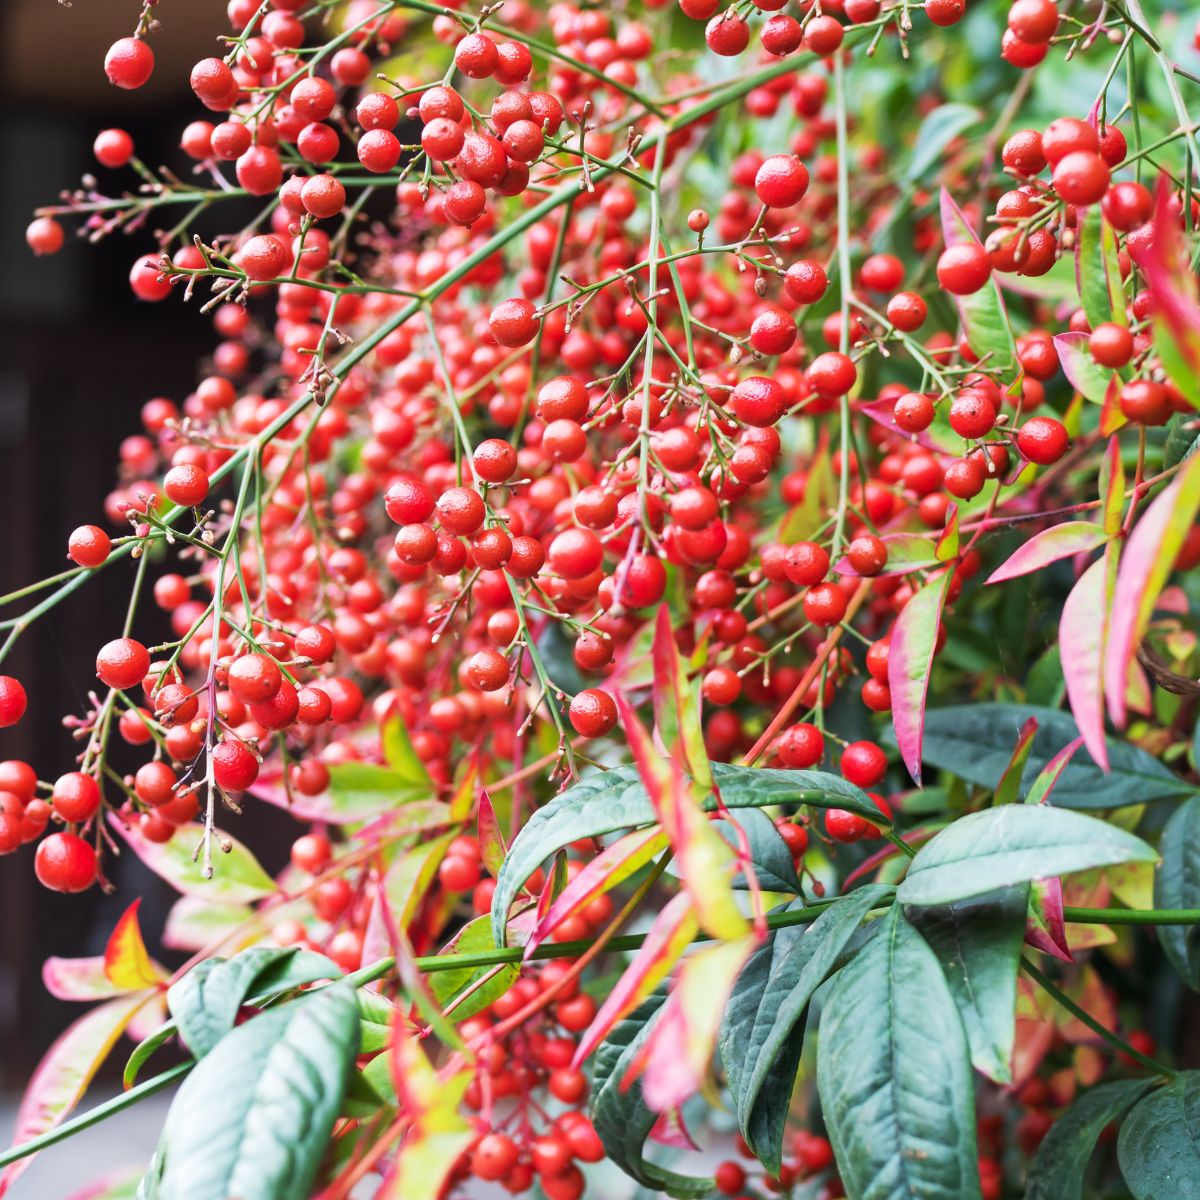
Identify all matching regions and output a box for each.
[96,639,151,690]
[841,740,887,787]
[569,689,617,737]
[35,832,97,892]
[0,677,27,729]
[1016,416,1069,465]
[105,38,155,90]
[937,243,991,294]
[212,740,260,792]
[755,155,810,208]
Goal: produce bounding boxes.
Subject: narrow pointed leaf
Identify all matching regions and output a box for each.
[104,900,163,991]
[889,570,952,784]
[914,704,1191,809]
[818,905,981,1200]
[1076,207,1127,329]
[427,915,520,1022]
[908,887,1028,1083]
[477,789,507,879]
[43,956,126,1002]
[1061,556,1111,771]
[652,605,712,788]
[637,936,757,1114]
[573,891,698,1067]
[986,522,1109,585]
[492,764,886,944]
[721,887,892,1171]
[1106,453,1200,727]
[0,993,147,1194]
[897,805,1157,906]
[589,991,713,1198]
[1099,435,1125,536]
[994,719,1038,807]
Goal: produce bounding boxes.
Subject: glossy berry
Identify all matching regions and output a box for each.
[96,639,151,690]
[841,740,887,787]
[1016,416,1069,465]
[937,243,990,295]
[104,38,154,89]
[569,689,617,737]
[35,833,97,892]
[68,525,112,568]
[754,155,809,208]
[0,677,26,728]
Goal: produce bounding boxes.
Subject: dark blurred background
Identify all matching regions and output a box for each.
[0,0,258,1084]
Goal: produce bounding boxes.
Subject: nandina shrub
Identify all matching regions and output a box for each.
[5,0,1200,1196]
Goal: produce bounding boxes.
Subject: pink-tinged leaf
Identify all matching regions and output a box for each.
[935,504,959,562]
[888,570,953,785]
[1128,176,1200,409]
[1053,332,1115,404]
[1026,877,1072,962]
[1098,436,1125,537]
[649,1108,701,1151]
[42,957,123,1003]
[652,605,712,789]
[525,827,669,960]
[477,789,507,879]
[1104,452,1200,727]
[161,895,255,952]
[632,936,756,1113]
[1057,965,1118,1044]
[380,1128,475,1200]
[619,696,747,940]
[448,757,478,824]
[835,531,941,578]
[856,397,961,455]
[0,993,147,1195]
[1062,555,1111,771]
[361,830,458,967]
[1099,372,1128,435]
[104,899,164,991]
[986,521,1109,585]
[1025,737,1084,806]
[940,187,1019,379]
[572,891,699,1068]
[63,1167,144,1200]
[842,825,940,887]
[1022,739,1086,959]
[994,719,1039,806]
[535,853,569,926]
[112,817,275,903]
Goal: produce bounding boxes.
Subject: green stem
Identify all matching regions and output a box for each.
[1021,958,1174,1078]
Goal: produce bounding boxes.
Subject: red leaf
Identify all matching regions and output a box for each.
[103,899,163,991]
[476,789,507,880]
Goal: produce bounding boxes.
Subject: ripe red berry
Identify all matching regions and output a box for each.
[105,38,155,90]
[163,464,210,508]
[1016,416,1069,465]
[937,243,991,294]
[1052,151,1110,206]
[51,773,102,823]
[548,528,603,579]
[227,653,283,703]
[0,677,27,729]
[569,689,617,737]
[489,298,540,347]
[35,832,97,892]
[26,217,64,256]
[841,740,887,787]
[94,128,135,169]
[68,525,112,568]
[212,739,260,792]
[755,155,810,208]
[96,639,151,690]
[778,722,824,768]
[825,808,874,843]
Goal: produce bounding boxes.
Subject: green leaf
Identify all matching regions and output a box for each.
[914,704,1193,809]
[1165,413,1200,469]
[590,990,712,1199]
[904,103,982,184]
[168,946,338,1059]
[818,906,981,1200]
[325,762,431,821]
[491,763,886,944]
[1076,207,1126,329]
[148,983,359,1200]
[381,717,435,789]
[357,989,395,1054]
[906,887,1028,1083]
[116,820,275,903]
[1118,1073,1200,1199]
[427,915,520,1022]
[720,887,892,1172]
[1155,795,1200,990]
[708,809,803,893]
[897,806,1157,907]
[940,188,1017,379]
[1027,1078,1154,1200]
